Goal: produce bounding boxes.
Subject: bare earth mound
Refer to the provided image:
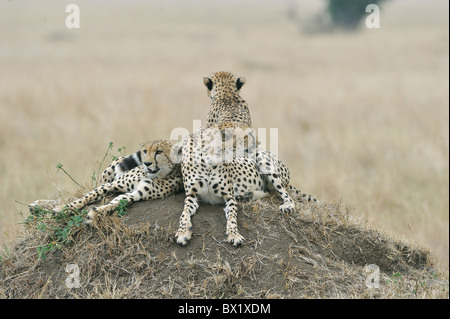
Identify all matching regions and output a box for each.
[1,194,448,299]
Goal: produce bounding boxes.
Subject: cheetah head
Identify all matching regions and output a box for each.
[141,139,176,178]
[203,71,246,100]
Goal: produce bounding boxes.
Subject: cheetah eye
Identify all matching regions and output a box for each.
[142,149,147,154]
[156,150,163,155]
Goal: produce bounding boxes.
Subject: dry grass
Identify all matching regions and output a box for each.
[1,194,448,299]
[0,0,448,272]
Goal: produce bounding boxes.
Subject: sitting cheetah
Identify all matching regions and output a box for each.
[175,72,318,247]
[175,124,260,247]
[204,71,317,208]
[51,139,183,224]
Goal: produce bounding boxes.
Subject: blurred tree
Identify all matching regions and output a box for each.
[293,0,390,34]
[325,0,387,30]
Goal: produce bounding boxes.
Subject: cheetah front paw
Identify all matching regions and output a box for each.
[84,208,97,226]
[227,232,244,247]
[279,202,295,214]
[175,228,192,246]
[52,205,66,213]
[28,199,58,213]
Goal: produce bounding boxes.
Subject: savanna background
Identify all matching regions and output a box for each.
[0,0,448,271]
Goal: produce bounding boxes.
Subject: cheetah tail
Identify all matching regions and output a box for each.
[288,185,319,203]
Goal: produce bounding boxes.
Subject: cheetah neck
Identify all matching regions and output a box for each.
[211,94,243,105]
[147,163,181,179]
[167,164,181,177]
[209,96,251,127]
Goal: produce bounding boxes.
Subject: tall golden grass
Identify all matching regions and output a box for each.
[0,0,448,265]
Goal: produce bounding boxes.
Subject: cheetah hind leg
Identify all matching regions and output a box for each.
[100,155,126,184]
[262,172,296,213]
[85,185,151,226]
[255,150,296,213]
[52,182,115,215]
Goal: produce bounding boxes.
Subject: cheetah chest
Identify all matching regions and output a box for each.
[192,165,230,205]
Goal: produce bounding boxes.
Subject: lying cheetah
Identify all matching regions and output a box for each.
[51,139,183,224]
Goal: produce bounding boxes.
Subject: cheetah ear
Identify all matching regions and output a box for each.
[236,77,246,91]
[203,77,213,91]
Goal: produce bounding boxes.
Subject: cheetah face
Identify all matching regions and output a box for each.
[141,140,175,178]
[203,71,246,99]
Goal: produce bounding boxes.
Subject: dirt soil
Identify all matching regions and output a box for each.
[1,194,448,299]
